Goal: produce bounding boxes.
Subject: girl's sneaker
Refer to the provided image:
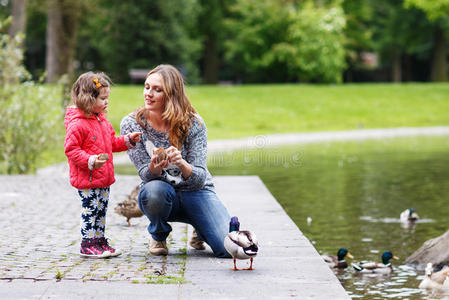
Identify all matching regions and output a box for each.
[97,237,122,257]
[80,238,111,258]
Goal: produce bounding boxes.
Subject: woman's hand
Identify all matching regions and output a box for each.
[149,148,169,175]
[129,132,143,144]
[166,146,184,167]
[166,146,192,179]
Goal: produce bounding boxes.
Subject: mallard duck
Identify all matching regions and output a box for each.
[419,263,449,289]
[352,251,399,274]
[322,248,354,268]
[400,208,419,223]
[114,185,143,226]
[224,216,258,271]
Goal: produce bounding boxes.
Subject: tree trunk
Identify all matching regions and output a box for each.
[8,0,27,37]
[402,54,412,82]
[202,36,219,84]
[45,0,81,83]
[392,54,402,82]
[406,229,449,269]
[430,26,448,82]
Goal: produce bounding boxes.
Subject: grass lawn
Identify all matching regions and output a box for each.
[41,83,449,169]
[108,83,449,140]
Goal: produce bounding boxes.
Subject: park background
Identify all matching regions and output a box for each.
[1,0,449,173]
[2,0,449,298]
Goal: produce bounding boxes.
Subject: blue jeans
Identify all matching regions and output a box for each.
[138,180,231,258]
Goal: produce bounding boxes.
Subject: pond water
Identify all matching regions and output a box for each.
[206,136,449,299]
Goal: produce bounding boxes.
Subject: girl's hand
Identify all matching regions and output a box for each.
[129,132,143,144]
[166,146,184,167]
[149,148,169,175]
[94,157,107,169]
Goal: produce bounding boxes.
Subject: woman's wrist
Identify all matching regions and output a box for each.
[179,159,193,179]
[148,163,162,176]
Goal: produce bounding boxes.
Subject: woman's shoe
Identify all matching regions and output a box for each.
[189,230,205,250]
[149,238,168,255]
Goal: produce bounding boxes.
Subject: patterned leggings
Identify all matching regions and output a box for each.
[78,187,109,239]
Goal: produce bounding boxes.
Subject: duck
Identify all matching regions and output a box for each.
[352,251,399,274]
[322,248,354,268]
[223,216,258,271]
[419,263,449,289]
[114,185,144,226]
[400,208,419,223]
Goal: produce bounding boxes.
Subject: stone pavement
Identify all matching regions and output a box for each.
[0,175,187,284]
[0,173,349,299]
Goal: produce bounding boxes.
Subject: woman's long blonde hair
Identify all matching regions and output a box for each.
[135,64,198,149]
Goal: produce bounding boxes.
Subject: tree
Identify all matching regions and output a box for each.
[197,0,225,84]
[372,0,432,82]
[405,0,449,81]
[8,0,27,37]
[45,0,83,83]
[224,0,346,83]
[79,0,201,83]
[342,0,375,82]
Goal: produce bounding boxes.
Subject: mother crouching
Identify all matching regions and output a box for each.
[120,64,231,258]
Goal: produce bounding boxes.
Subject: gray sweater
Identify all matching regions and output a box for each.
[120,113,214,192]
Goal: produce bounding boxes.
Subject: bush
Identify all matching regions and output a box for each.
[0,18,62,174]
[224,0,346,83]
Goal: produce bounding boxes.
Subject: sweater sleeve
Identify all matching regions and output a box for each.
[180,118,208,190]
[64,120,90,170]
[120,115,160,182]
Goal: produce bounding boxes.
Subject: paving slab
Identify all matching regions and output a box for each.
[0,174,349,299]
[182,176,349,299]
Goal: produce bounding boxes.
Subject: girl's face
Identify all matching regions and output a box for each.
[92,87,110,114]
[143,73,165,113]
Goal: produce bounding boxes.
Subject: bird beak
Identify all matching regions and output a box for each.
[347,253,354,259]
[393,256,399,260]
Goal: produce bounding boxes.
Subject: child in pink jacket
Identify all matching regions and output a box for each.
[64,72,142,258]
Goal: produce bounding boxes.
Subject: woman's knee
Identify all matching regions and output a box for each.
[138,180,173,214]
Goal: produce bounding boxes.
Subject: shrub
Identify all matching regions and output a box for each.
[0,18,62,174]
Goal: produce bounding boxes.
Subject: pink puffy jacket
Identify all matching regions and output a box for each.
[64,107,128,189]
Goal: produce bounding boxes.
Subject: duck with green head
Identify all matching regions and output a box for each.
[352,251,399,274]
[223,216,258,271]
[400,208,419,223]
[322,248,354,268]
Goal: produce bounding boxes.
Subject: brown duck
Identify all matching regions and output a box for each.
[114,185,144,226]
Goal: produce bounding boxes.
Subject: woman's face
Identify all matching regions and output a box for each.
[92,87,110,114]
[143,73,165,113]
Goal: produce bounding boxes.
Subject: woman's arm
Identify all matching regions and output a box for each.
[120,116,160,182]
[177,117,209,190]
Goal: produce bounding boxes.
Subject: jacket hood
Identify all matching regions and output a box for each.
[64,106,105,128]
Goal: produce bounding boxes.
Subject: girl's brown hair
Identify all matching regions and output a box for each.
[71,72,111,114]
[135,64,198,149]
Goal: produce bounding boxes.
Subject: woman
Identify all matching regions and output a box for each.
[120,64,231,258]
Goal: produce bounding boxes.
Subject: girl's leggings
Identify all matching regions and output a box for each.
[78,187,109,239]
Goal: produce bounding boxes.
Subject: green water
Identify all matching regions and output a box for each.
[207,136,449,299]
[115,135,449,299]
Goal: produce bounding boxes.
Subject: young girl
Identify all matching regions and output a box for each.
[64,72,142,258]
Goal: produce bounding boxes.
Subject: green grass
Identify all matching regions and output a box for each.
[41,83,449,169]
[108,83,449,140]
